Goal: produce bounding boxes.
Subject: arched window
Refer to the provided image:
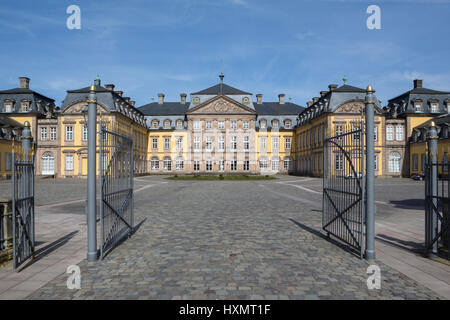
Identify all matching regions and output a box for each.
[284,120,292,129]
[42,152,54,175]
[151,157,159,170]
[163,157,172,171]
[389,152,401,173]
[152,120,159,129]
[164,120,171,129]
[175,157,184,171]
[260,120,266,129]
[271,157,280,171]
[272,120,279,129]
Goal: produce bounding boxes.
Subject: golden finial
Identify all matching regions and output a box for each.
[90,84,95,91]
[366,85,374,92]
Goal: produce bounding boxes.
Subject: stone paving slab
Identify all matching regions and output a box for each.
[26,177,442,300]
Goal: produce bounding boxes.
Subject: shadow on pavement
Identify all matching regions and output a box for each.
[389,199,424,210]
[17,230,79,272]
[376,233,424,254]
[289,218,362,259]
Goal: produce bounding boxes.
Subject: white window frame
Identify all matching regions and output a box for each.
[284,120,291,129]
[164,137,170,150]
[243,136,249,151]
[260,120,266,129]
[231,121,237,129]
[386,125,394,141]
[243,159,249,171]
[163,158,172,171]
[175,158,184,171]
[176,137,183,150]
[260,137,266,150]
[272,137,279,150]
[243,121,249,129]
[285,137,291,149]
[194,159,200,171]
[335,154,343,171]
[231,136,237,151]
[65,155,74,171]
[272,158,280,171]
[218,136,225,151]
[194,136,200,151]
[40,127,47,141]
[152,138,158,149]
[151,158,159,170]
[218,121,225,129]
[193,121,200,130]
[396,125,404,141]
[50,127,56,141]
[65,126,73,141]
[231,160,237,171]
[206,121,212,129]
[82,125,88,141]
[206,160,213,171]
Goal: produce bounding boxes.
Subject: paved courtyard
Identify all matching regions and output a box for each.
[0,175,445,300]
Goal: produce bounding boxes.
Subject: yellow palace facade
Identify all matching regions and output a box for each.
[1,76,449,179]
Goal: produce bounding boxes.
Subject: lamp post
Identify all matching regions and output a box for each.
[365,85,376,262]
[87,84,98,262]
[427,121,438,254]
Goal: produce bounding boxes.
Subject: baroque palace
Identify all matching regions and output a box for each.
[0,75,449,178]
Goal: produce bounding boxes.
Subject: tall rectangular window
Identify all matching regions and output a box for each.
[193,121,200,130]
[206,121,212,129]
[284,158,291,171]
[218,159,224,171]
[194,136,200,151]
[218,136,225,151]
[152,138,158,149]
[164,137,170,150]
[243,159,249,171]
[231,121,237,129]
[65,126,73,141]
[272,159,280,171]
[374,127,378,141]
[218,121,225,129]
[65,155,74,171]
[231,136,237,151]
[40,127,47,141]
[243,121,249,129]
[335,125,344,139]
[396,125,404,141]
[386,125,394,141]
[205,137,212,151]
[206,160,212,171]
[194,159,200,171]
[431,103,438,113]
[5,153,12,171]
[231,160,237,171]
[50,127,56,141]
[285,137,291,149]
[82,125,88,141]
[412,154,418,171]
[177,137,183,150]
[260,137,266,150]
[272,137,279,150]
[243,136,249,151]
[421,154,427,172]
[335,154,343,171]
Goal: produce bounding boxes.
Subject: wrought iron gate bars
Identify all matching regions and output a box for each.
[12,145,35,270]
[322,122,365,258]
[99,121,134,259]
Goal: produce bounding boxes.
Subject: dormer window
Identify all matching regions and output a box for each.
[21,101,29,112]
[4,102,12,112]
[284,120,291,129]
[260,120,266,129]
[272,120,279,129]
[242,97,250,105]
[413,99,423,112]
[152,120,159,129]
[430,102,439,113]
[164,120,171,129]
[176,120,183,129]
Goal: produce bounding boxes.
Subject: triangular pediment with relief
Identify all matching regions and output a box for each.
[64,101,108,114]
[335,100,382,114]
[187,95,256,115]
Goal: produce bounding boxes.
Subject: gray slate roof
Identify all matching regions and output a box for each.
[0,87,55,102]
[138,102,189,115]
[191,83,252,95]
[255,102,305,115]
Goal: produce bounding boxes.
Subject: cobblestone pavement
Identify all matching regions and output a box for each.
[26,176,441,300]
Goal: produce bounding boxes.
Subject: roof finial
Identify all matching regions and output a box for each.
[94,75,101,86]
[219,72,224,94]
[343,75,347,85]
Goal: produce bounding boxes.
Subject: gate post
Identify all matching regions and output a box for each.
[87,84,98,262]
[427,121,439,254]
[364,85,376,261]
[21,121,32,156]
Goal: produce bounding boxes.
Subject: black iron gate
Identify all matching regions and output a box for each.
[425,161,450,260]
[322,122,365,257]
[99,122,134,259]
[12,145,35,269]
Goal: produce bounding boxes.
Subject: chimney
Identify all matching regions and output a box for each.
[414,79,423,89]
[306,101,312,107]
[158,93,165,104]
[105,84,115,91]
[180,93,187,104]
[256,94,263,104]
[312,97,319,103]
[19,77,30,89]
[116,91,123,97]
[130,101,135,107]
[328,84,338,91]
[320,91,327,97]
[278,94,285,104]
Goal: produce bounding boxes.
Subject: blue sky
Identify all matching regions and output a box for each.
[1,0,449,107]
